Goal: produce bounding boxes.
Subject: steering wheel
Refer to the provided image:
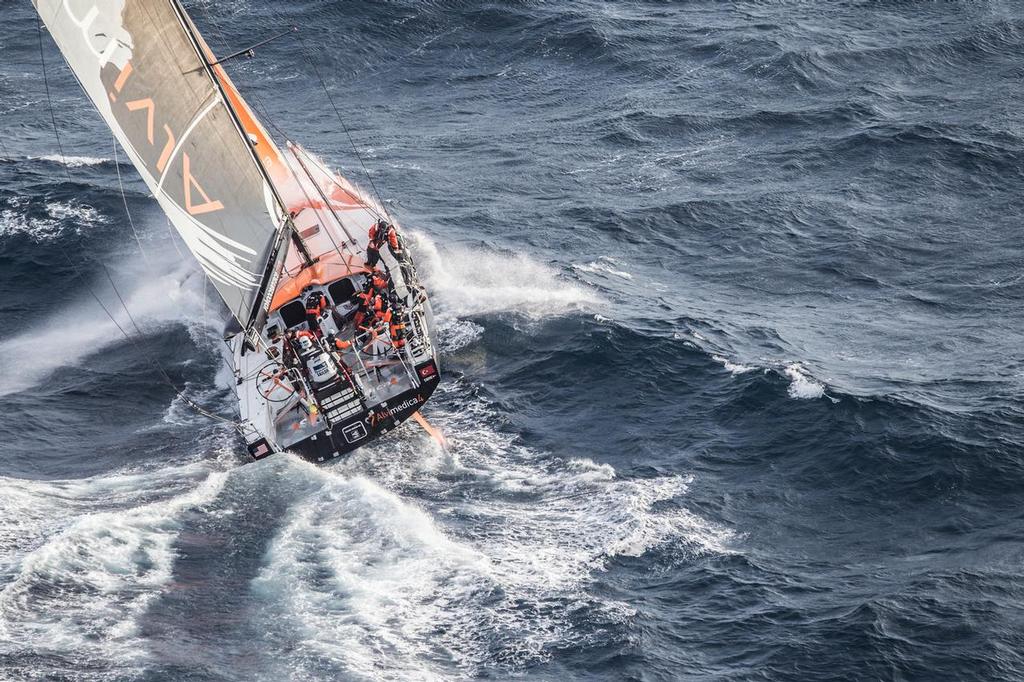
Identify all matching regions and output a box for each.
[256,362,297,403]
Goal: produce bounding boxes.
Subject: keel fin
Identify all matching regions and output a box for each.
[412,411,448,450]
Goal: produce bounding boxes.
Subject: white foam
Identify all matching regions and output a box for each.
[46,200,104,225]
[411,231,601,320]
[0,458,230,673]
[0,197,104,242]
[784,363,826,399]
[573,256,634,281]
[0,262,207,397]
[712,354,756,375]
[437,317,484,353]
[251,382,735,678]
[35,154,110,167]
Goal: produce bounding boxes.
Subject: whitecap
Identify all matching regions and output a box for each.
[784,363,826,399]
[0,458,231,675]
[573,256,634,281]
[437,317,484,353]
[0,199,104,242]
[249,381,736,678]
[712,354,756,375]
[35,154,111,167]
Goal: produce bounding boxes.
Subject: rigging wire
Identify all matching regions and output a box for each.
[293,28,393,222]
[111,132,151,266]
[194,6,366,268]
[196,2,389,231]
[36,20,242,432]
[165,218,186,259]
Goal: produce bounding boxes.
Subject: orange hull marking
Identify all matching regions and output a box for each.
[412,411,449,450]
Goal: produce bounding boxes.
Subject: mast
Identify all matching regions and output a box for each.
[167,0,314,333]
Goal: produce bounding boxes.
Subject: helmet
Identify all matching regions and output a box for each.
[298,335,313,352]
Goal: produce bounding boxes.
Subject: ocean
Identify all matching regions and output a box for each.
[2,1,1023,680]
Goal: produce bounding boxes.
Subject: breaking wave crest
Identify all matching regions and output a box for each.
[34,155,111,167]
[784,363,827,400]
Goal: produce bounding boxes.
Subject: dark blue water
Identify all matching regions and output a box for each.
[2,1,1024,680]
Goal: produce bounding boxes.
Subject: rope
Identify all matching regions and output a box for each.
[36,20,242,432]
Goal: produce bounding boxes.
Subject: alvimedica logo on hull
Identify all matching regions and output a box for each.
[369,395,425,426]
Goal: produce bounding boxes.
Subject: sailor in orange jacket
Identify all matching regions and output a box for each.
[370,268,390,294]
[389,318,407,349]
[365,220,406,268]
[365,220,386,268]
[385,223,405,261]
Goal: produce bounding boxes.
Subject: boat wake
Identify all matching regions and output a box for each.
[245,376,735,680]
[0,449,234,680]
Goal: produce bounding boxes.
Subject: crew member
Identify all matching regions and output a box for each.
[370,268,390,294]
[327,332,352,353]
[352,284,376,327]
[305,291,328,335]
[365,220,386,268]
[281,330,298,368]
[385,222,406,261]
[389,317,407,350]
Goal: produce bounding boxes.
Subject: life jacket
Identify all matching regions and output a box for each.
[368,221,389,248]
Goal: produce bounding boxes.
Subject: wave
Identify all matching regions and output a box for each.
[573,256,634,281]
[784,362,827,400]
[0,198,105,242]
[249,380,734,679]
[712,354,756,375]
[0,454,233,679]
[0,261,209,398]
[33,155,112,168]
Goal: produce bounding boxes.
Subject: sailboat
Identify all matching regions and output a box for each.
[34,0,442,462]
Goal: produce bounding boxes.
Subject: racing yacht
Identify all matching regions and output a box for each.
[35,0,441,462]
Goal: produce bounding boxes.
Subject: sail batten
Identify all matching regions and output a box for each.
[34,0,290,328]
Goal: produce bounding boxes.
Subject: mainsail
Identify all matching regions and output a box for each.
[34,0,292,328]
